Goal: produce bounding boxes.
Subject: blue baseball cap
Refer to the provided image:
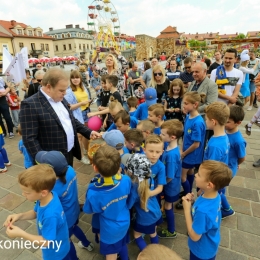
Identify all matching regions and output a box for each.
[35,151,68,176]
[144,87,157,107]
[103,130,125,150]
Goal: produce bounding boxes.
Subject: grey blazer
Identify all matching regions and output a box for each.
[187,77,218,115]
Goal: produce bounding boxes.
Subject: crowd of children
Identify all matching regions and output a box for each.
[3,65,248,260]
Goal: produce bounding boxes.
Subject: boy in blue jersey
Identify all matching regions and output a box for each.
[225,106,246,179]
[83,145,131,260]
[158,120,183,239]
[182,160,232,260]
[133,87,157,120]
[17,124,34,169]
[107,110,138,132]
[148,104,165,135]
[35,151,94,259]
[4,165,70,260]
[127,96,138,116]
[124,129,145,154]
[144,134,166,198]
[204,102,233,219]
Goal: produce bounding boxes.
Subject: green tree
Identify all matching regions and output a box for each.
[188,40,206,50]
[235,33,246,39]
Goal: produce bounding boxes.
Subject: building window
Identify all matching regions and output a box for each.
[63,44,66,51]
[45,44,49,51]
[79,44,81,50]
[31,43,36,50]
[54,35,57,38]
[62,34,65,38]
[40,44,44,51]
[17,29,22,35]
[55,45,59,51]
[83,44,85,50]
[28,30,33,36]
[38,31,42,37]
[68,44,72,50]
[19,42,24,49]
[91,44,93,49]
[87,44,89,49]
[68,33,71,37]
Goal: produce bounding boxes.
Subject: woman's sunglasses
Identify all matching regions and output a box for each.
[153,73,163,76]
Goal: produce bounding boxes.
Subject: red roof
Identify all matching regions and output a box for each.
[156,26,180,39]
[182,32,219,41]
[0,31,12,38]
[0,20,52,39]
[218,33,238,39]
[247,31,260,38]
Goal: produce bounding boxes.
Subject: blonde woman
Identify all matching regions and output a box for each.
[150,64,170,103]
[91,47,128,108]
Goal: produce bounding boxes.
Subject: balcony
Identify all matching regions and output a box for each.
[30,50,43,55]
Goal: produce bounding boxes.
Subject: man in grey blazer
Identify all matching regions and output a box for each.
[187,62,218,116]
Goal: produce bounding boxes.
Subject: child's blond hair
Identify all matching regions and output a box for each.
[161,119,183,138]
[148,103,165,118]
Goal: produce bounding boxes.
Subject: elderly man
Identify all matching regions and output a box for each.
[20,68,100,166]
[188,62,218,115]
[142,58,158,87]
[128,63,143,94]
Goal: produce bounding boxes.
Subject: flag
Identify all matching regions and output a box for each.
[2,48,13,74]
[20,47,29,69]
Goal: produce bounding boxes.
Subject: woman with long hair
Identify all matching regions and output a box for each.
[150,65,170,103]
[65,70,92,164]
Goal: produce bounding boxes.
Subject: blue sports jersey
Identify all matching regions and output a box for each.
[227,131,246,177]
[129,111,136,116]
[107,116,138,131]
[52,166,80,228]
[203,135,230,164]
[161,146,182,197]
[18,139,34,169]
[34,191,70,260]
[151,160,166,188]
[132,102,148,120]
[183,115,206,165]
[127,179,162,226]
[154,127,161,135]
[121,147,130,171]
[83,174,131,244]
[188,194,221,259]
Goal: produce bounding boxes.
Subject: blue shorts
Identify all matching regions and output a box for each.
[250,81,256,93]
[164,193,179,203]
[0,135,5,147]
[82,107,91,123]
[190,250,216,260]
[100,231,129,255]
[134,217,163,234]
[182,161,199,169]
[68,219,79,237]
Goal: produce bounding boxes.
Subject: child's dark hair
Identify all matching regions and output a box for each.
[114,110,130,125]
[101,74,107,83]
[18,165,56,192]
[127,96,138,108]
[161,119,183,138]
[229,105,245,123]
[93,145,121,177]
[205,101,230,126]
[168,79,185,98]
[124,129,143,147]
[200,160,232,191]
[148,104,165,118]
[106,75,118,87]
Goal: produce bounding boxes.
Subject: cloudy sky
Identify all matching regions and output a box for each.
[0,0,259,37]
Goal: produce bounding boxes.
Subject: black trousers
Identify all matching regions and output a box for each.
[65,150,74,167]
[0,102,14,134]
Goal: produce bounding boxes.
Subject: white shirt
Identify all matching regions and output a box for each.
[210,67,243,104]
[40,89,74,152]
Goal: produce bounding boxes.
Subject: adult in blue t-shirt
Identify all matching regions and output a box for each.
[34,191,70,260]
[188,194,221,259]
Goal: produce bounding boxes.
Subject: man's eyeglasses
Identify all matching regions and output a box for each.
[36,66,42,68]
[185,66,191,69]
[154,73,163,76]
[37,79,42,83]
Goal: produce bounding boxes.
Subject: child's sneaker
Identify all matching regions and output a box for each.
[175,200,183,210]
[0,167,7,173]
[4,161,11,166]
[9,132,15,139]
[221,207,235,219]
[255,121,260,127]
[81,156,90,165]
[158,229,177,239]
[77,241,94,252]
[245,124,251,136]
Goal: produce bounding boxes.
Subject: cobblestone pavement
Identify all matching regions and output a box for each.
[0,99,260,260]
